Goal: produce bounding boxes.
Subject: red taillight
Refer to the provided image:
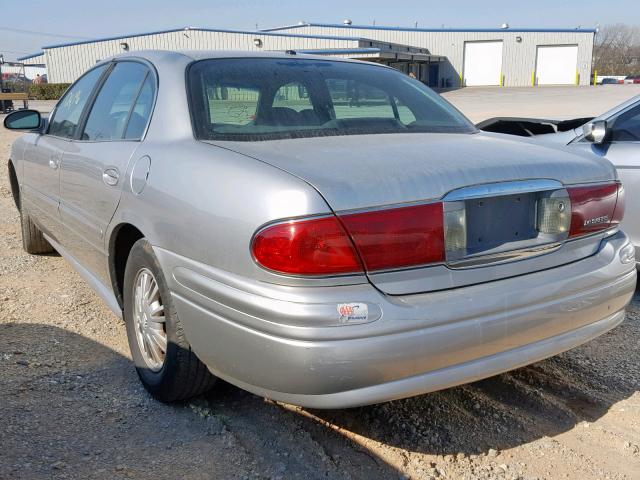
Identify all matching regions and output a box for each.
[252,202,445,275]
[567,182,624,238]
[611,183,625,227]
[252,216,363,275]
[339,203,445,271]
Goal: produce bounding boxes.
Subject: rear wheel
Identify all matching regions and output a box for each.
[20,204,54,254]
[123,238,216,402]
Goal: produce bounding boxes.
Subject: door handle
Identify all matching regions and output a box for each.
[48,158,59,170]
[102,168,120,186]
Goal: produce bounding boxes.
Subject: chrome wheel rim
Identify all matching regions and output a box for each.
[133,268,167,372]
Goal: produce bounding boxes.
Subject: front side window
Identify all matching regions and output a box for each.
[82,62,151,141]
[188,58,475,141]
[610,105,640,142]
[48,65,107,139]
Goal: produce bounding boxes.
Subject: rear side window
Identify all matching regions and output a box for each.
[82,62,150,141]
[124,75,155,139]
[48,65,107,139]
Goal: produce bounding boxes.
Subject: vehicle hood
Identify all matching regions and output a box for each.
[207,132,616,211]
[522,129,580,146]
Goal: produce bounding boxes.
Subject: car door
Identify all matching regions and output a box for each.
[59,60,156,284]
[601,103,640,252]
[21,65,108,241]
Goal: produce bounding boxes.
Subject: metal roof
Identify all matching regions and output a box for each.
[36,26,369,50]
[17,51,45,61]
[263,22,597,34]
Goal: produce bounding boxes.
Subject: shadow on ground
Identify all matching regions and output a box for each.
[2,291,638,479]
[0,323,400,479]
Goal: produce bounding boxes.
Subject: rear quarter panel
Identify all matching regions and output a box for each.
[108,139,367,287]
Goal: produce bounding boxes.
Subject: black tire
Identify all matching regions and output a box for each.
[123,238,216,402]
[20,205,54,255]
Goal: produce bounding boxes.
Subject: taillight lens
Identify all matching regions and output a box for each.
[611,182,625,227]
[339,203,445,271]
[537,196,571,235]
[252,202,445,275]
[567,182,624,237]
[252,216,362,275]
[252,181,625,276]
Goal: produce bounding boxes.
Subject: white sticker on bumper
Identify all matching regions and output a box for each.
[337,303,368,323]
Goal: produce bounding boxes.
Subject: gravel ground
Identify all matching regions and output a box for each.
[1,94,640,480]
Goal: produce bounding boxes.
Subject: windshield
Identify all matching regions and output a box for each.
[187,58,476,141]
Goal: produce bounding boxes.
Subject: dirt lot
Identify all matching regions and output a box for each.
[1,89,640,480]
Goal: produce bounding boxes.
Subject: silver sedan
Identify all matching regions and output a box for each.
[4,51,636,408]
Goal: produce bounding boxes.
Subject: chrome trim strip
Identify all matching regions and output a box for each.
[443,179,564,201]
[447,242,562,269]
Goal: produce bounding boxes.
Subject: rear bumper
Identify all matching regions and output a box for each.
[157,232,636,408]
[202,311,624,409]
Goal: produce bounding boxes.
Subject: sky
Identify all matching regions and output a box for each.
[1,0,638,61]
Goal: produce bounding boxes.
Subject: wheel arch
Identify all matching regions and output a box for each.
[109,222,145,309]
[7,160,20,210]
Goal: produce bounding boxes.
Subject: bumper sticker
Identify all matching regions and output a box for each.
[337,303,368,323]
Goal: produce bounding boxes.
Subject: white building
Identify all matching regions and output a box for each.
[265,22,596,87]
[18,22,596,87]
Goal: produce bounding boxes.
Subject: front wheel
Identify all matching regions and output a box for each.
[123,239,216,402]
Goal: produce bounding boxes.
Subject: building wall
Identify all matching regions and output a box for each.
[268,26,595,87]
[43,29,368,83]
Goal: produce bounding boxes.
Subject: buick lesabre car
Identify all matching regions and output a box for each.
[4,51,636,408]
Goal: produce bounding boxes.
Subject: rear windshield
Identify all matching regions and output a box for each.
[187,58,475,141]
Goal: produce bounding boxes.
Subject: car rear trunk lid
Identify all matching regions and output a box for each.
[208,132,618,294]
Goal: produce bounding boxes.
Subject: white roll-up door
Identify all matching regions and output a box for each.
[463,41,503,86]
[535,45,578,85]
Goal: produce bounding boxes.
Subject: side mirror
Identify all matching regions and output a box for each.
[582,120,608,144]
[3,110,42,131]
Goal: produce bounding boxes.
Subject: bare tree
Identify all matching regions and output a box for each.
[593,24,640,76]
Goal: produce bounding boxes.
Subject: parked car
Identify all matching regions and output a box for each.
[4,51,636,408]
[478,95,640,266]
[601,77,620,85]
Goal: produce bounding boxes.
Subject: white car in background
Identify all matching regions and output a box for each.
[478,95,640,262]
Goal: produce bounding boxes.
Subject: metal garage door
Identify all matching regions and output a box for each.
[535,45,578,85]
[463,41,503,86]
